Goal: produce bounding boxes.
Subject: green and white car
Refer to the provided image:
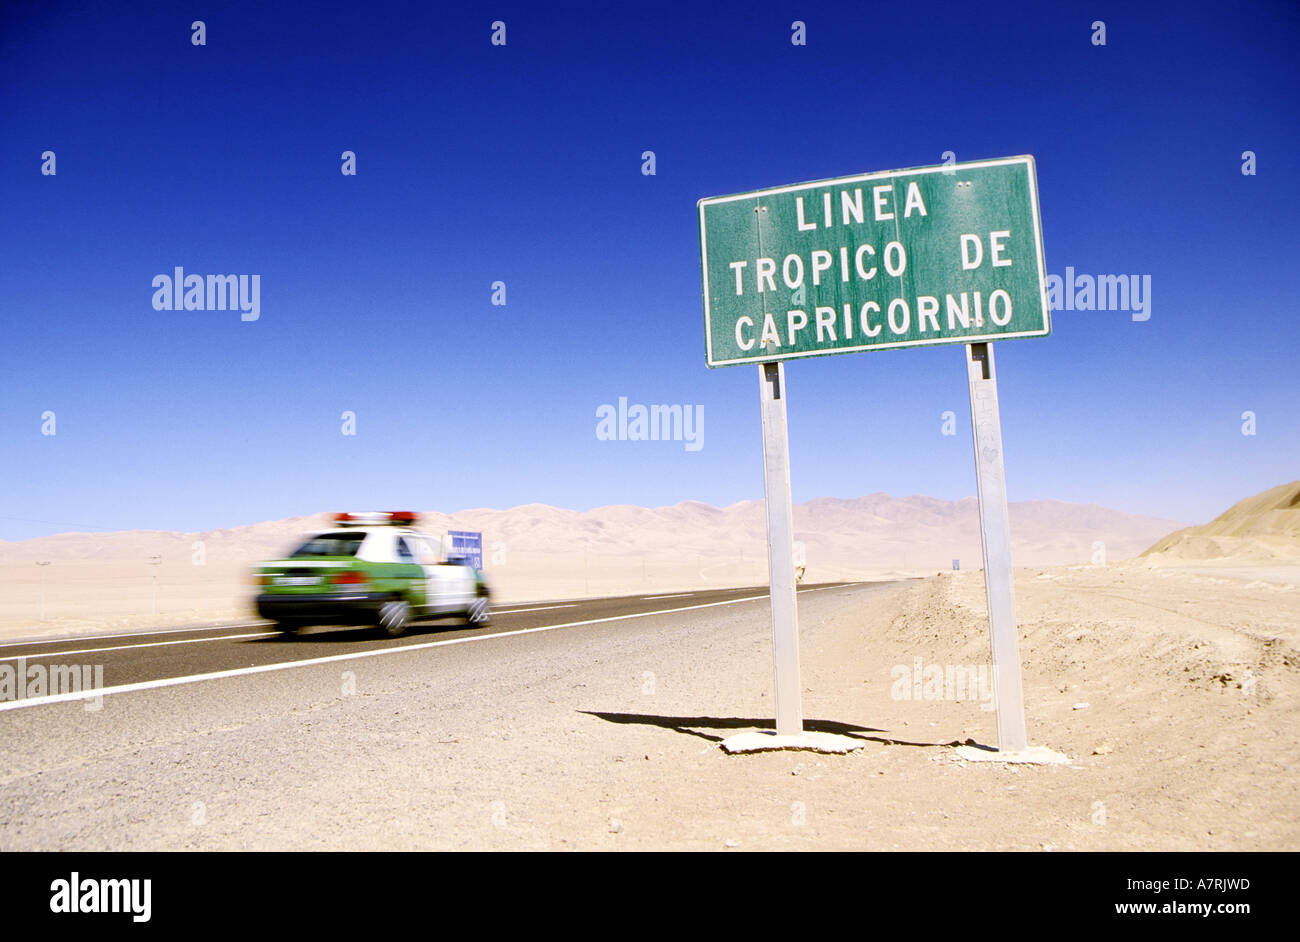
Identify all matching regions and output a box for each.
[254,512,491,636]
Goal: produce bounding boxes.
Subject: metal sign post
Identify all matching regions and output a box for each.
[966,342,1028,751]
[758,361,803,737]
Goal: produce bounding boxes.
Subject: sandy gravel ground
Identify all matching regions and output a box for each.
[2,561,1294,851]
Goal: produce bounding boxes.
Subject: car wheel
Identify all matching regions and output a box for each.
[273,620,303,635]
[466,596,491,626]
[378,599,411,637]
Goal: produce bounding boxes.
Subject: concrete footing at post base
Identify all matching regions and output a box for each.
[954,743,1071,765]
[720,730,866,754]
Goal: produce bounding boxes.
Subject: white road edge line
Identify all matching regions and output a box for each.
[0,597,620,648]
[491,604,579,613]
[0,622,269,649]
[0,603,581,649]
[0,584,862,712]
[0,632,273,664]
[0,593,765,662]
[642,593,694,600]
[0,586,802,649]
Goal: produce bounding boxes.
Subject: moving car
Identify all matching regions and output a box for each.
[253,512,491,636]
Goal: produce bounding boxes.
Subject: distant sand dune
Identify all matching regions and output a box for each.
[1142,481,1300,563]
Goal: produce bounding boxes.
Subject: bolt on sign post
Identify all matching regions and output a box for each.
[699,156,1049,752]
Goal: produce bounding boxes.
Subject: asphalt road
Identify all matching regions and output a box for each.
[0,579,916,850]
[0,583,862,711]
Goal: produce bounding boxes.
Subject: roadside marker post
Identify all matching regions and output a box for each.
[148,554,162,617]
[36,561,50,621]
[699,155,1065,758]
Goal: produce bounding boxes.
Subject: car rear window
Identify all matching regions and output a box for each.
[290,532,364,558]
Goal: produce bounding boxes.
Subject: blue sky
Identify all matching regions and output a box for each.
[2,0,1297,540]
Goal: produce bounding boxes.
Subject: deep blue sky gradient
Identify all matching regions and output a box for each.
[2,0,1297,539]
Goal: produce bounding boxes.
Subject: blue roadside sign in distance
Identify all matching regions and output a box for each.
[447,530,483,569]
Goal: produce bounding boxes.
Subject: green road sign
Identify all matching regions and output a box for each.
[698,155,1050,368]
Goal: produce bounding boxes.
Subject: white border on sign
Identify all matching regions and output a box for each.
[697,155,1050,368]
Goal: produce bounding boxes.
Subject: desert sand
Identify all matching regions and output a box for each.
[5,560,1294,851]
[2,483,1296,850]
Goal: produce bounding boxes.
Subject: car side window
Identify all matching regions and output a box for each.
[396,538,416,563]
[408,536,434,564]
